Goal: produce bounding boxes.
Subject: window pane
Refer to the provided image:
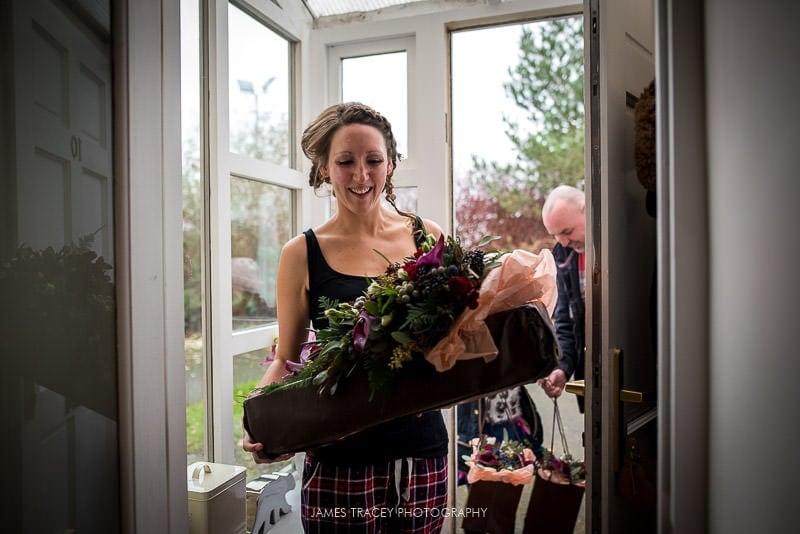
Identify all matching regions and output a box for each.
[341,51,408,158]
[228,3,290,166]
[390,185,418,213]
[231,176,292,331]
[182,0,206,464]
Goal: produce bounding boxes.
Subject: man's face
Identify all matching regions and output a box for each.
[543,200,586,252]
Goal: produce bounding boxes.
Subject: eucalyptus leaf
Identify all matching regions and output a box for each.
[391,330,413,344]
[312,370,327,386]
[477,235,502,247]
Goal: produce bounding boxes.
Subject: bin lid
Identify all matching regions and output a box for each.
[187,462,246,496]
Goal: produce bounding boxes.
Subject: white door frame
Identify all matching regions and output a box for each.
[655,0,708,532]
[115,0,186,531]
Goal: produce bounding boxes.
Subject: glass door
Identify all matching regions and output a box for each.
[181,0,304,474]
[1,0,119,530]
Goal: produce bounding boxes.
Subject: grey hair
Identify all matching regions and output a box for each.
[542,185,585,218]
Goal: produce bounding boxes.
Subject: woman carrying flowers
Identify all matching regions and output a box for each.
[243,102,449,533]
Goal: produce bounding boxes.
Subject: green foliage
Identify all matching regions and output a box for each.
[186,398,206,454]
[501,16,585,196]
[256,234,505,401]
[457,16,585,251]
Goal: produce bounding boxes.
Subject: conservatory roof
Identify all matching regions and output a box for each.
[302,0,437,19]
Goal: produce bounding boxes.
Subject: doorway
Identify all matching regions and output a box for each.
[450,15,586,533]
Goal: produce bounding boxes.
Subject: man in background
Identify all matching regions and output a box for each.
[539,185,586,412]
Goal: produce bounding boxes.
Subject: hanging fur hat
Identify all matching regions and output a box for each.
[634,79,656,192]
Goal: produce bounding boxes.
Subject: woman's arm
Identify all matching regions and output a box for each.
[243,233,310,462]
[257,233,311,388]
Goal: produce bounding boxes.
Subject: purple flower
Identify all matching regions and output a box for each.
[285,359,305,374]
[416,234,445,269]
[284,331,317,375]
[353,309,375,352]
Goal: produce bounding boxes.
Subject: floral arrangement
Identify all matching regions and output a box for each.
[463,436,536,485]
[257,232,505,400]
[536,449,586,486]
[536,398,586,486]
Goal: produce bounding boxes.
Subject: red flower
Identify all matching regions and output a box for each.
[448,276,472,295]
[402,261,417,280]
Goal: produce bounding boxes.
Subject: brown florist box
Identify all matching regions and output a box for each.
[243,302,559,458]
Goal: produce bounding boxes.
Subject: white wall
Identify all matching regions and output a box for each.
[705,1,800,532]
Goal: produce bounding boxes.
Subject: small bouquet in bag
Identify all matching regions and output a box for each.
[536,448,586,486]
[524,398,586,534]
[463,436,536,486]
[461,430,536,534]
[535,397,585,486]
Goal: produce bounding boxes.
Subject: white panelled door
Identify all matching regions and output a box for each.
[14,0,113,258]
[12,0,116,531]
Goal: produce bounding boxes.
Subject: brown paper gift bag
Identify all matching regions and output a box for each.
[523,398,585,533]
[523,472,584,533]
[462,480,524,534]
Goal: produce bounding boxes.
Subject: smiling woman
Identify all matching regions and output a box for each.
[240,102,454,532]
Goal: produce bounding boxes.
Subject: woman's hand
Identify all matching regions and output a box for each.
[242,426,294,464]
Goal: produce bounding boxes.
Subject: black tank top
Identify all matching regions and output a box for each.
[302,227,448,463]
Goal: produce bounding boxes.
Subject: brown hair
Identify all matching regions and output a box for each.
[301,102,404,209]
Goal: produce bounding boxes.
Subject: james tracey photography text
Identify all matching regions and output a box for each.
[307,507,488,519]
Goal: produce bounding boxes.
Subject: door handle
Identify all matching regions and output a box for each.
[565,379,585,396]
[565,379,644,403]
[620,388,644,403]
[566,349,647,472]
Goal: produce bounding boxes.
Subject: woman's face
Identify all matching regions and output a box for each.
[320,123,392,215]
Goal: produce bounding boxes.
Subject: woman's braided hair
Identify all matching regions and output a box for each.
[301,102,405,212]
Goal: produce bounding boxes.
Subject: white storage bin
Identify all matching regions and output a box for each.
[188,462,247,534]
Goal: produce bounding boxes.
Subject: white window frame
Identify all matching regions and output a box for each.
[308,24,449,229]
[207,0,306,463]
[327,36,417,168]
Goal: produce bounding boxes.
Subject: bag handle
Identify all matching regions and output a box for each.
[548,397,571,458]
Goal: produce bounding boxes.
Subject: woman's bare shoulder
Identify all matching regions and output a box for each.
[280,232,309,263]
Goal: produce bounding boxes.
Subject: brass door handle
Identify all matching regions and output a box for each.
[566,350,648,473]
[566,379,643,403]
[620,389,644,403]
[565,379,585,396]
